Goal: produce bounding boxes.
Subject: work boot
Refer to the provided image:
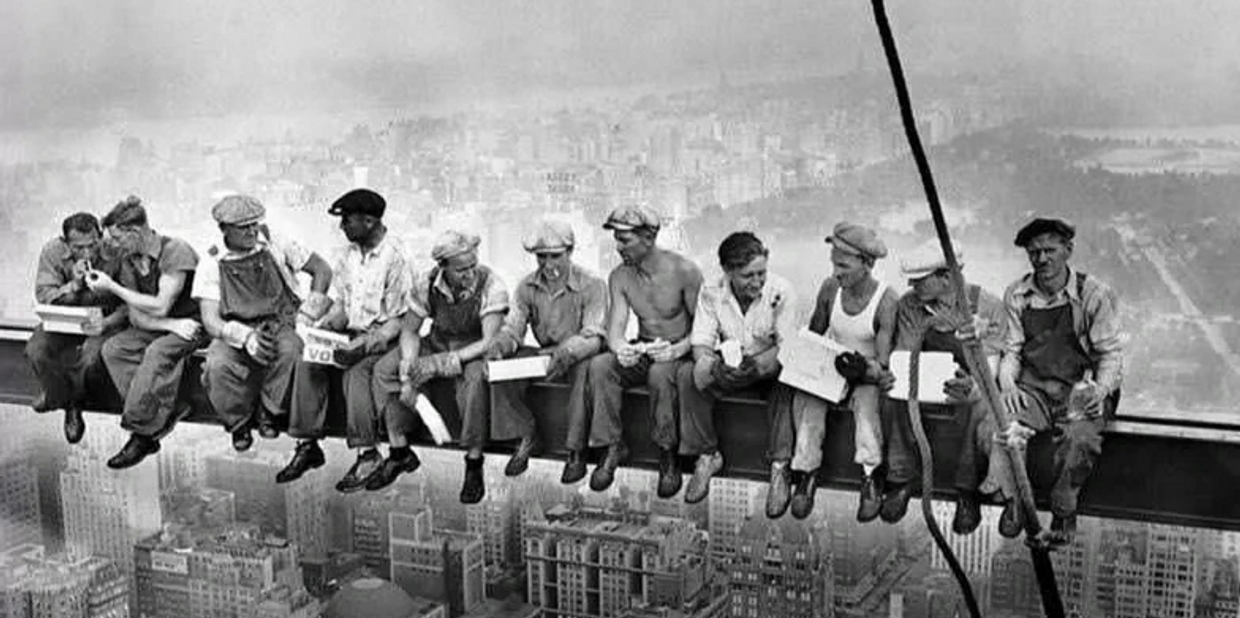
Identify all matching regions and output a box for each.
[366,448,422,491]
[561,450,587,484]
[880,481,918,524]
[857,472,883,523]
[589,444,628,491]
[998,498,1024,539]
[766,460,792,519]
[276,440,325,484]
[106,434,160,469]
[790,469,819,520]
[460,456,485,504]
[1048,515,1077,546]
[31,394,54,413]
[504,435,541,477]
[335,449,383,494]
[952,491,983,535]
[231,427,254,452]
[257,411,280,439]
[656,449,682,499]
[684,451,723,504]
[63,406,85,444]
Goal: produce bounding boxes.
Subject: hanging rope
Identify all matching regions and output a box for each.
[867,1,1065,616]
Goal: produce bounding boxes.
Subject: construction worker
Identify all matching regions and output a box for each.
[587,205,703,497]
[878,242,1007,533]
[371,230,509,503]
[88,196,207,469]
[275,189,410,493]
[788,222,897,520]
[483,219,607,484]
[683,232,798,509]
[980,217,1124,545]
[25,212,126,444]
[195,195,333,452]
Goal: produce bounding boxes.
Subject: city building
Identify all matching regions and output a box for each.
[730,516,833,618]
[322,577,446,618]
[0,413,41,552]
[0,548,128,618]
[204,450,329,559]
[706,478,762,564]
[389,507,485,618]
[161,487,236,529]
[353,486,426,578]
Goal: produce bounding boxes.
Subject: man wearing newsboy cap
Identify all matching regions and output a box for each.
[276,188,413,494]
[586,204,704,499]
[981,217,1124,545]
[786,222,899,521]
[482,219,608,485]
[194,194,333,452]
[371,229,510,503]
[877,241,1008,536]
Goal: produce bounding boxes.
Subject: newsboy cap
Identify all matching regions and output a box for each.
[211,194,266,226]
[522,220,575,253]
[825,222,887,259]
[431,230,481,262]
[328,188,386,218]
[602,205,661,232]
[900,241,962,280]
[1014,217,1075,247]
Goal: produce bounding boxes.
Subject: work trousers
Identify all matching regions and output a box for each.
[487,347,591,449]
[884,398,991,490]
[202,328,303,433]
[676,367,795,461]
[25,326,113,409]
[587,352,689,451]
[289,349,389,449]
[102,327,207,438]
[790,384,882,473]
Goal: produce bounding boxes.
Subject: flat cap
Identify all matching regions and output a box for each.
[431,230,481,262]
[1014,217,1075,247]
[900,241,962,279]
[328,188,386,218]
[825,222,887,259]
[602,204,661,232]
[522,219,575,253]
[211,194,266,226]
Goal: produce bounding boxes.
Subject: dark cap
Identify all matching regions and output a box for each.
[328,188,386,218]
[1014,217,1075,247]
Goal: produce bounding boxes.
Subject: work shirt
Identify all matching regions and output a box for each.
[894,284,1007,360]
[33,237,121,308]
[330,235,411,333]
[495,264,607,363]
[1000,267,1124,394]
[691,273,798,360]
[408,266,509,322]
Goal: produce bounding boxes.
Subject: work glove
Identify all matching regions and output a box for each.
[298,292,332,326]
[333,337,370,367]
[943,369,979,403]
[406,352,462,387]
[835,351,870,384]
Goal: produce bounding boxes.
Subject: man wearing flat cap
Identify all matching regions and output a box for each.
[981,217,1123,545]
[195,194,334,452]
[483,219,607,484]
[87,196,207,468]
[877,241,1008,534]
[276,188,412,494]
[587,204,703,498]
[786,222,898,521]
[371,229,509,503]
[25,211,126,445]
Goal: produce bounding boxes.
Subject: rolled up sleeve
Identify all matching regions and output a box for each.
[998,285,1026,386]
[558,276,608,363]
[690,287,721,350]
[1086,284,1124,394]
[772,284,799,349]
[495,286,532,356]
[479,274,509,317]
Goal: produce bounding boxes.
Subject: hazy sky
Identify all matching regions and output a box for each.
[2,0,1238,128]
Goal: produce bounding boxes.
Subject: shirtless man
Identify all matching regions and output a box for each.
[586,205,703,497]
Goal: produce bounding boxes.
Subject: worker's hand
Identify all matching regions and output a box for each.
[84,270,115,293]
[717,357,758,389]
[1000,385,1028,418]
[545,346,574,381]
[333,337,368,367]
[484,341,507,361]
[71,259,92,284]
[998,421,1036,450]
[168,319,202,343]
[943,369,978,403]
[399,382,419,409]
[81,313,104,337]
[865,359,895,392]
[694,356,718,391]
[616,344,643,368]
[646,339,677,363]
[421,352,463,380]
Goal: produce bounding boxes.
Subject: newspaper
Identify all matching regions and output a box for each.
[777,328,850,403]
[297,325,351,367]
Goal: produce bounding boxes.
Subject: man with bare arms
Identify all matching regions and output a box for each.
[586,205,703,498]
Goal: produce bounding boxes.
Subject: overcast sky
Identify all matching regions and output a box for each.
[2,0,1238,128]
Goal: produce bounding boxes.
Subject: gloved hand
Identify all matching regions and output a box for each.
[835,351,870,384]
[410,352,462,386]
[298,292,332,325]
[545,346,575,380]
[943,369,978,403]
[333,337,369,367]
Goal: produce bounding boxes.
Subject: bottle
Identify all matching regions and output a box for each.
[1066,378,1097,422]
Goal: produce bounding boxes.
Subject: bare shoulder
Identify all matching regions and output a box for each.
[666,250,702,282]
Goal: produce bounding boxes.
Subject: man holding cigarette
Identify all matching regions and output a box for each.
[26,212,125,444]
[587,205,703,497]
[276,189,410,493]
[370,230,509,503]
[683,232,798,508]
[195,195,333,452]
[483,219,607,484]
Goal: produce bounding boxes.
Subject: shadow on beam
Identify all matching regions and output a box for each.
[2,327,1239,531]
